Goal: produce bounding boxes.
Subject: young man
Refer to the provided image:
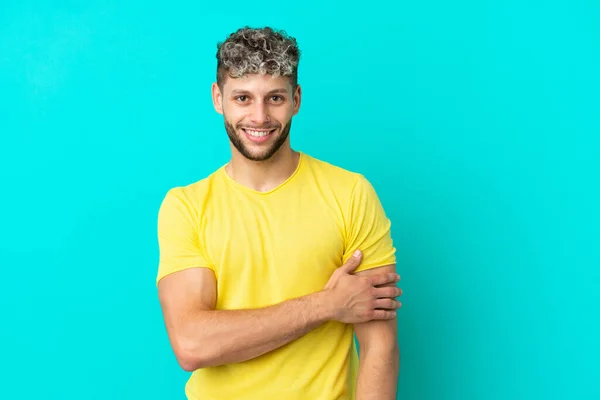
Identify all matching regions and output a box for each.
[156,26,402,400]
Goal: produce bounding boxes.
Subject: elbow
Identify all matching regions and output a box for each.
[173,337,218,372]
[175,352,202,372]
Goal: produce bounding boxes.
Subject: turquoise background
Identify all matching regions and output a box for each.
[1,1,598,399]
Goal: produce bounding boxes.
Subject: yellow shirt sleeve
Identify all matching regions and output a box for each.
[342,174,397,272]
[156,187,214,284]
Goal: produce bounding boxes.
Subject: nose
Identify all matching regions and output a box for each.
[250,102,270,126]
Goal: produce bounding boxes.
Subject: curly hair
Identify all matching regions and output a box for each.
[216,26,301,89]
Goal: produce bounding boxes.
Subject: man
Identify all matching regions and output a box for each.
[156,26,402,400]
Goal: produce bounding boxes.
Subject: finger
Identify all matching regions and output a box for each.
[340,250,362,273]
[371,309,397,320]
[374,298,401,309]
[370,273,399,287]
[375,286,402,299]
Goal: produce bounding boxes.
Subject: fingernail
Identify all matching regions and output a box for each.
[353,250,361,257]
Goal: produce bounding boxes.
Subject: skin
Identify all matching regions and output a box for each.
[158,72,401,399]
[353,265,401,399]
[158,251,401,370]
[211,73,300,192]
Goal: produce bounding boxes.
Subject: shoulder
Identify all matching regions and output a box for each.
[158,168,223,217]
[301,153,384,217]
[302,152,365,190]
[302,153,379,206]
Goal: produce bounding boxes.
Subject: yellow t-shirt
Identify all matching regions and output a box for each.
[156,152,396,400]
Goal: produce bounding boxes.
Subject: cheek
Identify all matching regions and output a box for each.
[274,107,294,123]
[223,109,245,126]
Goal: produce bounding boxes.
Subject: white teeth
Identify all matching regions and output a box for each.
[246,129,271,137]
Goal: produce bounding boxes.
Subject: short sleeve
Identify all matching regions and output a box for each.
[156,188,214,285]
[342,174,396,273]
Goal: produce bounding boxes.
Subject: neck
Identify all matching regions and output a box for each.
[225,146,300,193]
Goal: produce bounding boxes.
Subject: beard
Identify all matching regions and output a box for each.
[224,117,292,162]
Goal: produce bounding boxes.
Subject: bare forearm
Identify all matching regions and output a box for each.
[177,291,331,369]
[356,347,399,400]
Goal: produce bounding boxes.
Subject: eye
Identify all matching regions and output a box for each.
[235,95,248,102]
[270,95,284,103]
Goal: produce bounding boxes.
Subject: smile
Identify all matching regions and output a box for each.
[242,128,276,138]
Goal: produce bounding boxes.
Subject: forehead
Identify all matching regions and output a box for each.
[223,73,292,94]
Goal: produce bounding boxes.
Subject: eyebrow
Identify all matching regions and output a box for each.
[230,88,288,96]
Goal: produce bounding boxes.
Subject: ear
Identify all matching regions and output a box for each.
[212,82,223,114]
[292,84,302,116]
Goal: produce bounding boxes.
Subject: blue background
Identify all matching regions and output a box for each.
[1,1,599,399]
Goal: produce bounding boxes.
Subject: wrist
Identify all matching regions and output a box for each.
[307,290,336,323]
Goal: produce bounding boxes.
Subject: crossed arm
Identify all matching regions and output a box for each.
[157,267,333,371]
[353,264,400,400]
[157,263,399,398]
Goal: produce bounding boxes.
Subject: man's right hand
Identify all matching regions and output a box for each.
[323,250,402,324]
